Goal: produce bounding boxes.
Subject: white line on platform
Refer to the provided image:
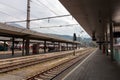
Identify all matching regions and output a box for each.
[62,48,98,80]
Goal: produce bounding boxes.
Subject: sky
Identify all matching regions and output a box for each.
[0,0,90,38]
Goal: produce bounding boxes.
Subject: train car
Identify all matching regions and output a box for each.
[0,41,8,51]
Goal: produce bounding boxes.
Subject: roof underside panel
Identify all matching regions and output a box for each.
[60,0,117,41]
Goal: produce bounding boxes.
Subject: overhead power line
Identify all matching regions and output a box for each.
[0,11,22,21]
[31,24,79,29]
[34,0,58,15]
[0,2,26,14]
[5,14,71,23]
[0,1,41,20]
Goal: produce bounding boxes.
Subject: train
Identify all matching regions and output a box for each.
[0,41,8,51]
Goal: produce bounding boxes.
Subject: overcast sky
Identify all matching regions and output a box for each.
[0,0,90,38]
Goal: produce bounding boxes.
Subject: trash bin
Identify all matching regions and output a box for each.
[32,44,39,54]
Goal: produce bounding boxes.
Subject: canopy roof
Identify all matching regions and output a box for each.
[60,0,120,41]
[0,23,79,44]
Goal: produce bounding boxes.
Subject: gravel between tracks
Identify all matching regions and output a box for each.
[0,48,94,80]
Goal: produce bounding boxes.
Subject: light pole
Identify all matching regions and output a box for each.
[25,0,31,55]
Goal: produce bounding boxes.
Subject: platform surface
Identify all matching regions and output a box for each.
[62,49,120,80]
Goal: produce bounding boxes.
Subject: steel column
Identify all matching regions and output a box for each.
[25,38,30,55]
[66,43,68,50]
[44,41,47,53]
[110,21,114,61]
[58,42,61,51]
[4,41,6,51]
[22,38,25,56]
[12,37,15,56]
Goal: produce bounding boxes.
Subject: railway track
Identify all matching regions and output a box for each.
[0,49,87,73]
[27,49,95,80]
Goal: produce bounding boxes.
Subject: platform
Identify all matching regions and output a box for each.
[0,50,33,59]
[62,49,120,80]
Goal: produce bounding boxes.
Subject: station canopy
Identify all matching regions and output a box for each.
[0,22,79,44]
[60,0,120,41]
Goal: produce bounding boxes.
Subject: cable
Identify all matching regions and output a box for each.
[5,14,71,23]
[32,0,75,24]
[31,0,43,8]
[31,24,78,29]
[33,0,58,15]
[0,11,22,21]
[30,1,49,17]
[0,1,38,19]
[36,27,60,34]
[0,2,26,14]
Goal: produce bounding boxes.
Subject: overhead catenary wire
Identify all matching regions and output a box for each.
[31,24,79,29]
[0,2,28,21]
[31,0,57,15]
[30,1,56,18]
[34,0,77,23]
[0,0,81,36]
[32,0,74,20]
[1,0,74,27]
[4,14,71,23]
[0,1,29,22]
[0,2,26,14]
[0,11,23,21]
[0,1,39,18]
[34,0,58,15]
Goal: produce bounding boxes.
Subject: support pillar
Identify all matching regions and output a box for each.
[66,43,68,51]
[73,43,76,56]
[4,41,6,51]
[79,43,81,49]
[71,45,72,50]
[44,41,47,53]
[25,38,30,55]
[53,42,55,51]
[72,43,74,50]
[76,43,77,49]
[102,43,105,54]
[58,42,61,51]
[99,43,102,50]
[22,38,25,56]
[110,21,114,61]
[12,37,15,56]
[105,32,109,56]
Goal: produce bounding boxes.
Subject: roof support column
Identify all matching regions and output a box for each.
[4,41,6,51]
[76,43,77,49]
[66,43,68,51]
[44,40,47,53]
[25,38,30,55]
[53,42,55,52]
[61,43,63,51]
[73,43,75,56]
[110,21,114,61]
[72,44,74,50]
[70,44,72,50]
[99,43,102,50]
[12,37,15,56]
[58,42,61,52]
[78,43,80,49]
[22,38,25,56]
[105,31,109,56]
